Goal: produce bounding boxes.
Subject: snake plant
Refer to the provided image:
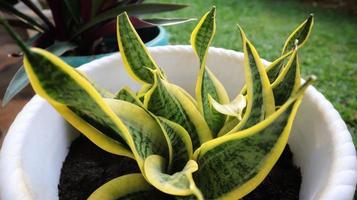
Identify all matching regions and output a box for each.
[0,6,315,199]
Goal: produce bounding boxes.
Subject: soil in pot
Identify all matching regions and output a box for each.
[59,136,301,200]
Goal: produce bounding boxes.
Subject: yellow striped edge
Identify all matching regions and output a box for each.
[167,83,213,144]
[144,155,203,199]
[88,173,156,200]
[271,48,299,88]
[282,14,314,54]
[157,117,193,171]
[228,26,275,133]
[104,98,168,173]
[116,12,163,84]
[23,48,133,158]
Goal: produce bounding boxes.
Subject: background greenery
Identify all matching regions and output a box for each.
[148,0,357,146]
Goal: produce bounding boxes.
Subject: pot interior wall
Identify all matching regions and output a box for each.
[11,47,337,200]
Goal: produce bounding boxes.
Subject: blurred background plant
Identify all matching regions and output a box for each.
[0,0,192,105]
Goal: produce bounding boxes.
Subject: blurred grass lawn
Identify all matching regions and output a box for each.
[149,0,357,145]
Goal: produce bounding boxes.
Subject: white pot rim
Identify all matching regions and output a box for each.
[1,45,356,200]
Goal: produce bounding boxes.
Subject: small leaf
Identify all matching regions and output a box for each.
[191,7,230,136]
[114,86,144,106]
[209,94,246,120]
[88,173,169,200]
[144,155,203,199]
[193,78,315,199]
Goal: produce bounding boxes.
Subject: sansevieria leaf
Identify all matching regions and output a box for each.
[88,173,170,200]
[144,72,212,150]
[191,7,229,136]
[105,98,168,172]
[268,14,314,83]
[115,86,144,106]
[144,155,203,199]
[193,77,315,199]
[114,85,192,173]
[117,12,164,84]
[22,48,133,158]
[157,117,193,172]
[225,26,275,135]
[272,46,301,106]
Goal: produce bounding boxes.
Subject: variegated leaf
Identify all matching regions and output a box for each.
[209,94,246,120]
[105,98,168,172]
[144,72,212,150]
[117,12,164,84]
[191,7,230,136]
[193,78,314,199]
[226,27,275,135]
[115,86,144,106]
[23,48,133,158]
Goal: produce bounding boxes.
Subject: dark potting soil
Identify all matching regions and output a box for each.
[59,136,301,200]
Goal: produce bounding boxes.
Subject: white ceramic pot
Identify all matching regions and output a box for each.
[0,46,356,200]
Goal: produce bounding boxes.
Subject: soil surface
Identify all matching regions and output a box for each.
[59,136,301,200]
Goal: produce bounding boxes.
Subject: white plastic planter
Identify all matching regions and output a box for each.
[1,46,356,200]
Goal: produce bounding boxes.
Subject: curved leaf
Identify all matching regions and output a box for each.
[226,26,275,135]
[105,98,168,172]
[2,41,77,107]
[157,117,193,172]
[116,12,164,84]
[191,7,230,136]
[115,86,144,106]
[22,48,133,157]
[209,94,246,120]
[144,155,202,199]
[88,173,169,200]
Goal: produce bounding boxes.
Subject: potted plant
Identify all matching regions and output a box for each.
[1,7,356,200]
[0,0,192,106]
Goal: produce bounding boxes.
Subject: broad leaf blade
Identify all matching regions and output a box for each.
[144,74,212,150]
[193,78,314,199]
[22,48,133,157]
[227,27,275,134]
[191,7,230,136]
[2,41,77,107]
[144,155,203,199]
[105,98,168,172]
[117,12,163,84]
[88,173,169,200]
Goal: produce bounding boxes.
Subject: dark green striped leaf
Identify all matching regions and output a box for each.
[117,12,164,84]
[191,7,229,136]
[225,27,275,135]
[272,48,300,106]
[157,117,193,172]
[105,98,168,171]
[193,78,314,199]
[115,86,144,106]
[144,73,212,150]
